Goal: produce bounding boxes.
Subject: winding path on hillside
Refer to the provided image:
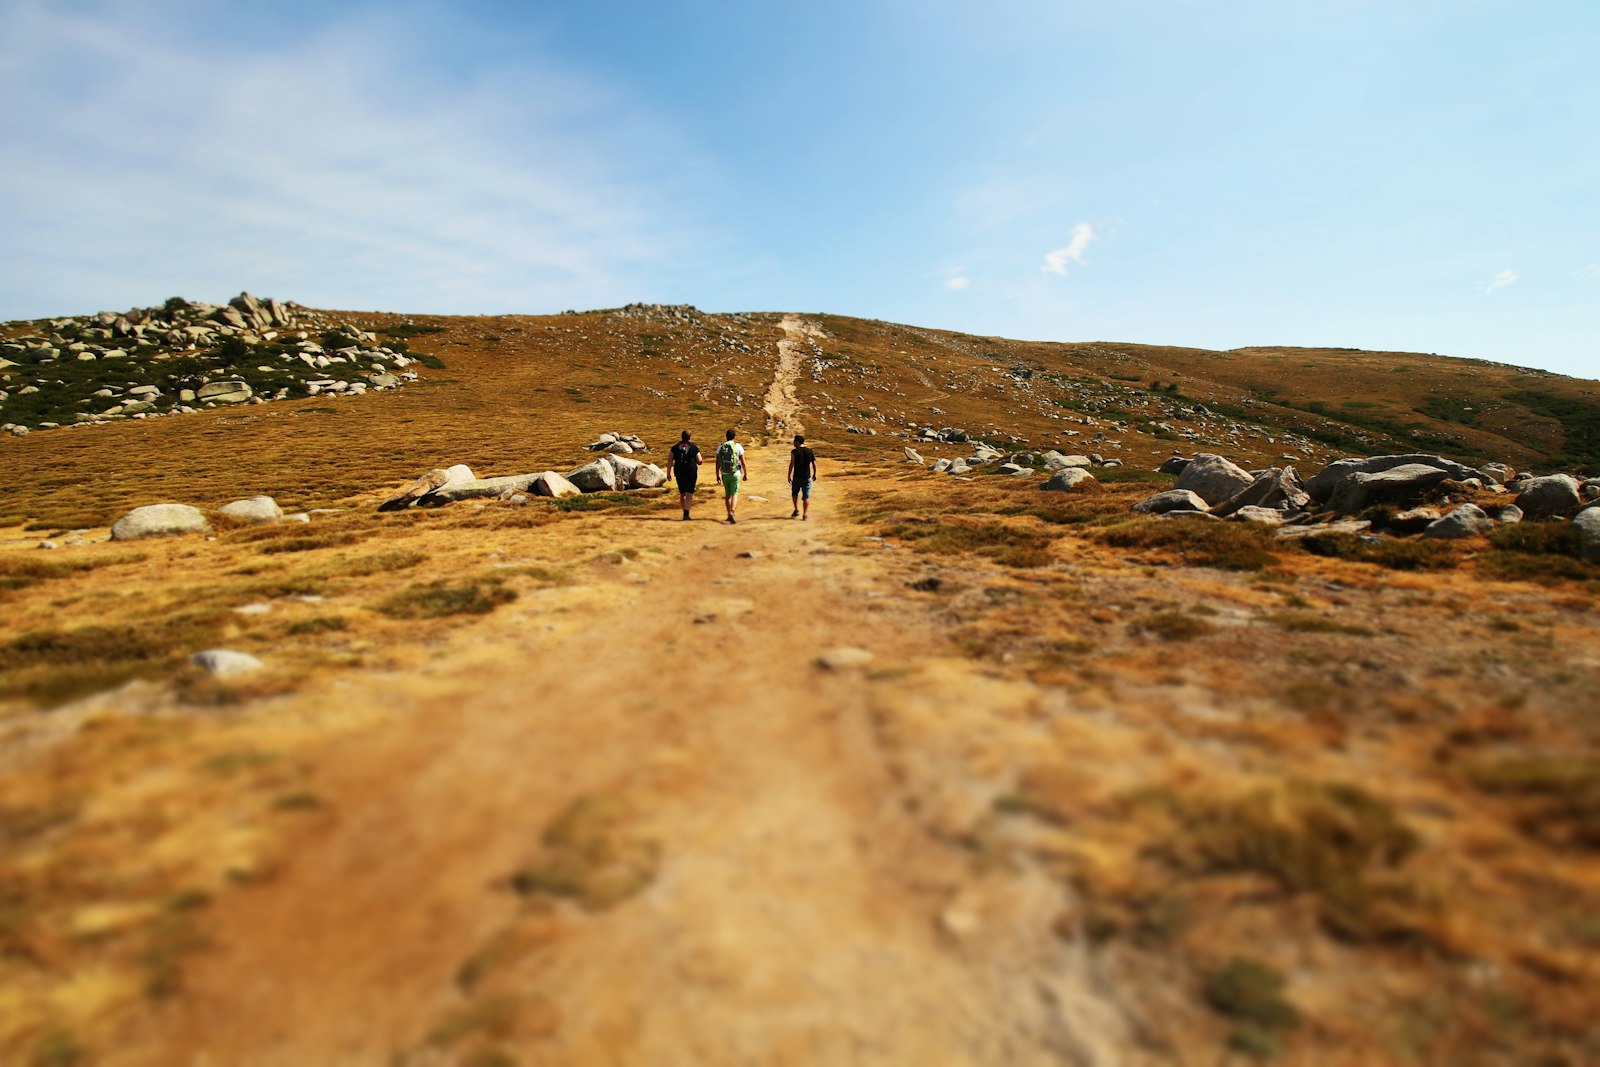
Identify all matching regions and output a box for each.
[762,314,811,439]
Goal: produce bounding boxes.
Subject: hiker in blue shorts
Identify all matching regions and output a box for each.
[715,429,747,524]
[787,434,817,520]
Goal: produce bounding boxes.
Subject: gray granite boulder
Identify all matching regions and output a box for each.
[1574,506,1600,564]
[567,459,619,492]
[1305,454,1496,501]
[1174,453,1254,506]
[1326,464,1451,515]
[1041,468,1096,492]
[111,503,211,540]
[189,649,264,677]
[1132,489,1210,515]
[1158,456,1192,476]
[1422,503,1493,539]
[1212,466,1310,518]
[531,471,582,498]
[197,380,252,403]
[1515,474,1582,519]
[218,495,284,524]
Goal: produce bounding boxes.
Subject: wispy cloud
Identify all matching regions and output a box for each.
[1483,269,1519,295]
[0,1,719,317]
[945,272,970,290]
[1042,223,1097,276]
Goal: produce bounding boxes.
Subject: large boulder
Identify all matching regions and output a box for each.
[1158,456,1192,476]
[1326,464,1452,515]
[567,459,619,493]
[1212,466,1310,518]
[218,495,284,524]
[531,471,582,498]
[1306,454,1496,502]
[1422,503,1493,540]
[377,464,478,511]
[1574,507,1600,564]
[197,380,252,404]
[1040,468,1096,492]
[419,474,542,504]
[1514,474,1582,519]
[604,454,667,489]
[111,503,211,540]
[1174,453,1254,506]
[1132,489,1210,515]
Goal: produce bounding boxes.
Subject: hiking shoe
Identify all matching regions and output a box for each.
[682,509,690,520]
[728,515,737,524]
[790,509,799,518]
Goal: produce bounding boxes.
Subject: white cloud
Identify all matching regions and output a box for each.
[0,1,720,318]
[1483,269,1519,295]
[1042,223,1096,276]
[945,275,970,290]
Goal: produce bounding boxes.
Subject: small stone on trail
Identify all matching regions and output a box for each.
[37,540,60,550]
[189,649,265,677]
[737,550,762,560]
[909,576,943,592]
[232,603,273,616]
[816,647,875,671]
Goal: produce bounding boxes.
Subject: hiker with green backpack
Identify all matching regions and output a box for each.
[715,428,748,524]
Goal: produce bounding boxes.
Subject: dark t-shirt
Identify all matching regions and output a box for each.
[790,446,816,483]
[670,441,701,476]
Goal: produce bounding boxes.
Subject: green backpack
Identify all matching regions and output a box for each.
[717,441,741,476]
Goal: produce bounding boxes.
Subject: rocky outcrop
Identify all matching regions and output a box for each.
[1174,454,1254,506]
[1326,464,1452,515]
[111,503,211,540]
[604,455,668,490]
[1305,454,1497,501]
[1211,467,1310,518]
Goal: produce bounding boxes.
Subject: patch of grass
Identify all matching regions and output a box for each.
[552,493,651,512]
[379,322,445,339]
[1478,553,1599,585]
[257,530,365,554]
[880,516,1056,568]
[1464,756,1600,849]
[411,351,446,369]
[1295,532,1459,571]
[30,1030,86,1067]
[1128,611,1214,641]
[1263,612,1377,637]
[427,995,522,1048]
[1204,957,1301,1059]
[1,612,229,706]
[0,552,146,592]
[1098,517,1277,571]
[510,794,661,911]
[1487,522,1584,557]
[335,548,426,576]
[1095,466,1177,485]
[1184,780,1421,941]
[377,579,516,619]
[285,615,347,635]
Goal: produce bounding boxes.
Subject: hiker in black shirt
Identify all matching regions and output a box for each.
[787,434,818,521]
[666,430,702,521]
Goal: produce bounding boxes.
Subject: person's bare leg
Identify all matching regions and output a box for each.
[790,491,799,518]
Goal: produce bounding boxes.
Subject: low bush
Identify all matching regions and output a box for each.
[377,580,516,619]
[1183,780,1421,941]
[1204,957,1301,1058]
[880,516,1055,568]
[1098,518,1277,571]
[1295,532,1458,571]
[1128,611,1213,641]
[1464,756,1600,849]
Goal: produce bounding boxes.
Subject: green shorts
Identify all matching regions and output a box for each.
[722,472,742,495]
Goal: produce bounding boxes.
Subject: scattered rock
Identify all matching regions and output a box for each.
[1212,467,1310,518]
[197,380,253,404]
[1041,468,1096,492]
[903,446,924,464]
[1422,503,1493,539]
[1157,456,1192,476]
[1132,489,1210,515]
[908,576,943,592]
[189,649,264,677]
[1174,453,1254,506]
[110,503,211,541]
[218,495,284,524]
[532,471,583,498]
[1305,454,1497,501]
[567,459,620,493]
[1574,507,1600,564]
[1228,506,1288,525]
[1515,474,1582,519]
[816,647,875,671]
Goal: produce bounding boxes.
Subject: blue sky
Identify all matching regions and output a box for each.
[2,0,1596,378]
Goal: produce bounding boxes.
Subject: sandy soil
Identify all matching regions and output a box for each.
[112,327,1130,1066]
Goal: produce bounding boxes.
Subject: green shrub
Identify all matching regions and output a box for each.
[411,352,446,369]
[1204,957,1301,1031]
[1098,518,1277,571]
[377,580,516,619]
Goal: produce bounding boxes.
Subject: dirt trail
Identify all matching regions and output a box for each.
[762,314,813,440]
[122,342,1130,1066]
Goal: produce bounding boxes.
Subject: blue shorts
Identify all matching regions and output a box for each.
[791,479,812,501]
